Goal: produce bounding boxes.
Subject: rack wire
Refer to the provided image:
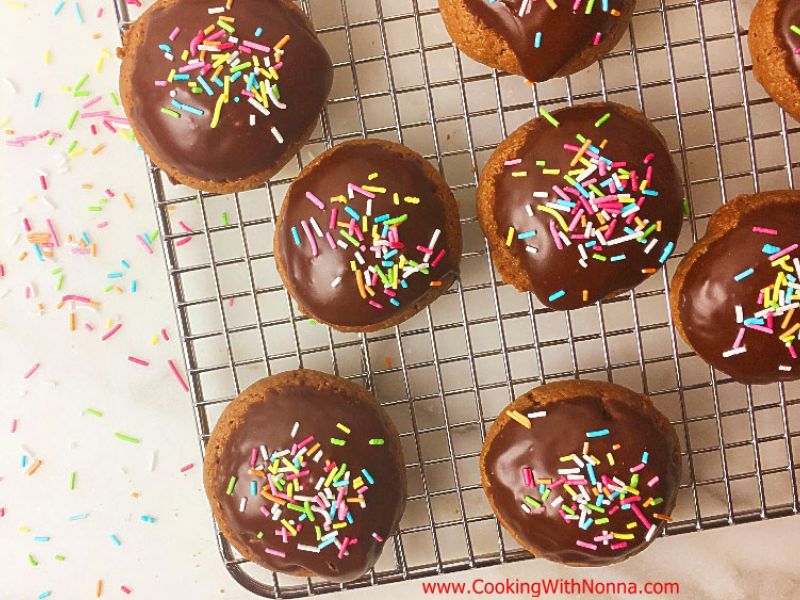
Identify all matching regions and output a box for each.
[113,0,800,596]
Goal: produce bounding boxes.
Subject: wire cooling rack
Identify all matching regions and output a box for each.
[114,0,800,596]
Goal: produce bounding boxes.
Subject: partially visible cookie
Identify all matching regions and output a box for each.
[480,380,681,566]
[438,0,635,83]
[118,0,333,193]
[670,190,800,385]
[477,102,684,310]
[274,140,462,332]
[203,369,406,582]
[749,0,800,122]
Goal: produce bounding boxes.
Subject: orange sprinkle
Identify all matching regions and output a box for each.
[91,144,105,155]
[385,356,392,369]
[274,34,291,50]
[429,280,442,287]
[123,192,134,208]
[70,312,76,332]
[96,579,103,597]
[81,183,93,189]
[260,490,286,505]
[26,459,43,476]
[18,251,28,261]
[653,513,672,521]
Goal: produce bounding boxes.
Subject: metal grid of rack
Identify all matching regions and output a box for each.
[113,0,800,597]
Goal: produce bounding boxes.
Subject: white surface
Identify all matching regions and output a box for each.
[1,0,800,599]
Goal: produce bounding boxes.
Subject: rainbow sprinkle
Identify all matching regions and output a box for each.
[722,229,800,371]
[502,110,674,304]
[290,171,448,312]
[226,420,386,561]
[510,414,668,553]
[152,3,291,140]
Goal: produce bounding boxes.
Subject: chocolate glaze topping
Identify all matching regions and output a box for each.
[482,393,680,565]
[463,0,626,82]
[125,0,332,183]
[276,141,460,330]
[488,103,682,310]
[210,383,405,582]
[677,198,800,385]
[778,3,800,78]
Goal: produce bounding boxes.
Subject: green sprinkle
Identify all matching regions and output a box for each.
[226,476,237,495]
[160,107,180,119]
[682,197,689,216]
[114,432,140,444]
[54,555,65,561]
[368,438,385,445]
[85,408,103,417]
[73,73,89,94]
[51,267,62,275]
[221,212,229,226]
[69,471,76,490]
[56,275,64,290]
[539,108,560,127]
[330,438,346,446]
[594,112,611,128]
[29,554,38,566]
[67,140,78,153]
[792,24,800,36]
[110,91,119,106]
[524,496,542,508]
[594,517,610,525]
[256,531,264,539]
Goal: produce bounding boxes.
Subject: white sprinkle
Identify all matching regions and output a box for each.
[525,246,538,254]
[643,238,658,254]
[735,305,743,323]
[309,217,323,238]
[297,544,321,553]
[330,276,342,288]
[722,347,747,358]
[265,85,286,109]
[645,524,658,542]
[249,114,256,126]
[260,445,269,460]
[291,422,300,438]
[527,410,546,419]
[208,6,225,14]
[779,365,792,371]
[247,96,270,117]
[149,450,157,472]
[525,204,534,217]
[239,497,247,512]
[270,126,284,144]
[428,229,441,251]
[532,191,548,199]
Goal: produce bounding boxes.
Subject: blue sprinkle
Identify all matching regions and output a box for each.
[230,70,243,83]
[586,428,610,438]
[33,536,50,542]
[763,243,781,255]
[131,280,138,293]
[610,254,626,262]
[291,226,301,246]
[39,593,52,600]
[548,289,566,302]
[642,451,649,464]
[68,513,89,521]
[196,75,214,96]
[346,512,354,524]
[389,298,400,307]
[734,267,754,282]
[659,241,674,264]
[107,272,123,279]
[21,455,27,468]
[585,240,597,248]
[318,536,337,549]
[534,31,542,48]
[74,1,83,23]
[53,0,65,15]
[361,468,375,485]
[374,214,391,223]
[642,189,659,196]
[121,259,131,269]
[140,515,157,523]
[254,26,263,37]
[212,76,224,87]
[110,534,121,546]
[173,74,190,81]
[33,92,42,108]
[158,43,172,53]
[580,518,594,530]
[171,99,204,116]
[251,481,257,496]
[344,206,361,221]
[518,230,537,239]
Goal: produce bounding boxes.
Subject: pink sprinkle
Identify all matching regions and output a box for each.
[161,328,170,341]
[732,327,746,349]
[180,463,194,473]
[431,249,446,267]
[629,463,645,473]
[10,419,17,433]
[752,226,778,235]
[101,323,122,341]
[504,158,522,166]
[82,95,102,109]
[789,344,798,359]
[348,183,375,199]
[368,300,383,309]
[0,508,5,518]
[610,541,629,550]
[178,220,192,233]
[97,221,109,229]
[23,362,40,379]
[631,502,652,529]
[643,152,655,165]
[337,537,351,559]
[260,506,271,518]
[301,220,318,257]
[265,546,286,558]
[96,6,103,17]
[175,236,192,247]
[23,218,32,232]
[243,40,270,52]
[769,243,798,261]
[136,234,154,254]
[127,356,150,367]
[593,32,602,46]
[0,264,5,277]
[647,475,660,487]
[168,26,181,41]
[120,586,132,595]
[372,532,384,542]
[39,175,47,190]
[576,540,597,551]
[305,191,325,210]
[249,448,258,468]
[61,294,91,304]
[329,207,338,230]
[168,359,190,392]
[178,62,205,73]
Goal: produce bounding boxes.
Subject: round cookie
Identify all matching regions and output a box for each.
[480,380,681,566]
[438,0,635,83]
[670,190,800,385]
[274,140,462,332]
[749,0,800,122]
[477,102,683,310]
[203,369,406,582]
[118,0,333,193]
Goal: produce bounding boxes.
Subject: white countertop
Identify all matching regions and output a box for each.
[1,1,799,598]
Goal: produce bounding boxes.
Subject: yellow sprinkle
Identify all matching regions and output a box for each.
[613,533,635,540]
[538,205,569,231]
[43,49,51,64]
[210,94,225,128]
[505,410,531,429]
[505,227,515,247]
[96,57,104,73]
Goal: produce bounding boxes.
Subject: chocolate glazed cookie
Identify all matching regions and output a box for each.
[670,191,800,385]
[749,0,800,122]
[274,140,462,332]
[438,0,635,83]
[118,0,332,193]
[204,370,406,582]
[477,102,683,310]
[481,380,681,566]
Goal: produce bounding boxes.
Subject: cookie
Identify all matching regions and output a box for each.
[118,0,333,193]
[480,380,681,566]
[749,0,800,122]
[203,369,406,582]
[477,102,683,310]
[670,190,800,385]
[438,0,635,83]
[274,140,462,332]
